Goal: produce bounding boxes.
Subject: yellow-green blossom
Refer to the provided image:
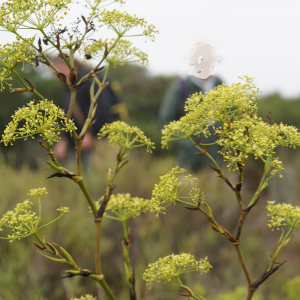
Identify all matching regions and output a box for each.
[0,200,37,241]
[97,9,158,40]
[0,188,67,242]
[1,100,76,146]
[162,77,300,172]
[96,193,150,221]
[150,167,202,216]
[266,201,300,230]
[83,39,148,66]
[143,253,211,285]
[71,294,96,300]
[0,38,35,91]
[28,187,48,196]
[0,0,71,31]
[57,207,69,214]
[98,121,154,152]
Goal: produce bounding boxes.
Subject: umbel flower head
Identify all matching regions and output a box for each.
[143,253,212,285]
[28,187,48,196]
[0,188,69,242]
[0,38,35,91]
[266,201,300,230]
[1,100,76,146]
[98,121,154,152]
[162,77,300,172]
[0,0,71,31]
[96,193,150,221]
[150,167,202,217]
[97,9,158,40]
[83,39,148,66]
[184,36,222,79]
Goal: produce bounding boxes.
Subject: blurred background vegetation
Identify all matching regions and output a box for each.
[1,64,300,299]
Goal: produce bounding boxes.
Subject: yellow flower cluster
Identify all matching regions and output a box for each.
[0,189,69,242]
[0,0,71,31]
[0,38,35,91]
[150,167,202,217]
[84,39,148,66]
[162,77,300,172]
[57,207,69,214]
[266,201,300,230]
[0,200,38,241]
[143,253,212,285]
[97,9,158,40]
[71,294,96,300]
[96,193,150,221]
[28,187,48,196]
[98,121,154,152]
[1,100,76,146]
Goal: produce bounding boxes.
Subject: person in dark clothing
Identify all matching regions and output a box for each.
[53,59,120,162]
[159,75,223,171]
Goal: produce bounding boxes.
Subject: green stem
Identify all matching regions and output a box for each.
[69,48,75,68]
[175,277,205,300]
[175,199,211,220]
[94,219,102,274]
[77,179,97,218]
[187,137,219,169]
[11,69,46,100]
[232,242,252,285]
[267,227,294,272]
[76,36,120,87]
[187,137,236,191]
[66,89,77,119]
[95,278,118,300]
[247,289,256,300]
[95,38,120,69]
[122,221,128,241]
[79,63,111,138]
[121,221,136,298]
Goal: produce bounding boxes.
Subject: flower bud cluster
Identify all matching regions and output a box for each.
[0,38,35,91]
[83,38,148,66]
[97,9,158,40]
[0,0,71,31]
[0,200,37,241]
[150,167,202,217]
[28,187,48,196]
[98,121,154,152]
[96,193,150,221]
[57,207,69,214]
[266,201,300,230]
[1,100,76,146]
[162,77,300,172]
[143,253,211,285]
[0,188,69,242]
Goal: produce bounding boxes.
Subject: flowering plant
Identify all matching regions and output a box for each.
[0,0,299,299]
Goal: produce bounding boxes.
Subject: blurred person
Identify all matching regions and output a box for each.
[159,75,223,171]
[52,58,122,165]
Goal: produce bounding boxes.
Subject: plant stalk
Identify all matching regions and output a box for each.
[233,242,252,285]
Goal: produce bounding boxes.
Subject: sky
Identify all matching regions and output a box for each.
[1,0,300,98]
